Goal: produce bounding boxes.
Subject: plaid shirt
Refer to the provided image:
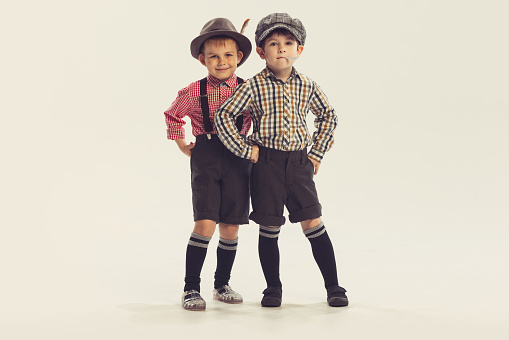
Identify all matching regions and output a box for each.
[164,74,251,140]
[214,67,338,162]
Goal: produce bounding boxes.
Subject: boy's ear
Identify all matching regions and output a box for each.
[256,46,266,59]
[236,50,244,65]
[198,54,206,66]
[297,45,304,56]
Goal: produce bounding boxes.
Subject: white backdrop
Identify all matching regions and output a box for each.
[1,0,508,339]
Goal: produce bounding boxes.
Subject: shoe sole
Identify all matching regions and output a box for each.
[261,297,282,307]
[328,297,348,307]
[183,305,206,311]
[213,295,243,304]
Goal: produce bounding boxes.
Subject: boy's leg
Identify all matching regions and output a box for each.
[286,150,348,306]
[214,223,239,289]
[212,223,243,303]
[258,225,282,288]
[184,220,216,292]
[249,147,287,307]
[301,218,338,289]
[183,135,222,311]
[301,219,348,307]
[212,143,250,304]
[182,220,215,311]
[258,225,283,307]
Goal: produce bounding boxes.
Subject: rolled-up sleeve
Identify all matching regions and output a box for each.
[308,82,338,162]
[164,86,191,140]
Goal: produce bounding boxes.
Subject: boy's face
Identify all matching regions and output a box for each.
[199,39,243,82]
[256,32,303,75]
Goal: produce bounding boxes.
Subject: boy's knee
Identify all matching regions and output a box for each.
[300,217,322,231]
[193,219,217,238]
[218,223,239,240]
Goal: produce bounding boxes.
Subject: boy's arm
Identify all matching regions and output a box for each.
[214,83,253,159]
[174,138,195,157]
[308,82,338,163]
[164,86,190,140]
[164,86,197,157]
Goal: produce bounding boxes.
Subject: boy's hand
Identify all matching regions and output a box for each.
[175,139,195,157]
[250,145,259,163]
[308,157,321,175]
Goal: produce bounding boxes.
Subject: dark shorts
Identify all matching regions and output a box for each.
[249,147,322,226]
[190,134,251,224]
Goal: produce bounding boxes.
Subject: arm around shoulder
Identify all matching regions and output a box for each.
[214,82,253,159]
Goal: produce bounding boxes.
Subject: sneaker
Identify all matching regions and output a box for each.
[327,285,348,307]
[182,290,206,311]
[261,286,282,307]
[213,285,243,304]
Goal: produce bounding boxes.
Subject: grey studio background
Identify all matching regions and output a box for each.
[1,0,508,339]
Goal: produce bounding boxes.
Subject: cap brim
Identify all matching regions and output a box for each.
[256,24,302,46]
[190,31,252,66]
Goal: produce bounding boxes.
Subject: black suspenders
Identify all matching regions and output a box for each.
[199,77,244,139]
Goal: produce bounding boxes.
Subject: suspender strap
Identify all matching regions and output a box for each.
[199,76,245,139]
[235,77,244,132]
[199,78,212,139]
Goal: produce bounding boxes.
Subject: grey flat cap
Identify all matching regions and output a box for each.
[255,13,306,47]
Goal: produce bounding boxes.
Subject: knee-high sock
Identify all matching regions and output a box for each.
[214,237,238,289]
[304,222,339,289]
[258,225,282,288]
[184,232,211,292]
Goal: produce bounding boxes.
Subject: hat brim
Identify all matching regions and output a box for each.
[190,31,252,67]
[256,24,303,46]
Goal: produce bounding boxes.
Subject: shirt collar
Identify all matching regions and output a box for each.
[261,67,301,82]
[207,73,238,88]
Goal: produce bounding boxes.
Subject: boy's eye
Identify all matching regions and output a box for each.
[286,41,294,45]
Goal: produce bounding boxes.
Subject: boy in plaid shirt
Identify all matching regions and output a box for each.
[164,18,252,311]
[215,13,348,307]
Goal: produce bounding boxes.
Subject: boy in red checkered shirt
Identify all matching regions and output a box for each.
[163,18,252,311]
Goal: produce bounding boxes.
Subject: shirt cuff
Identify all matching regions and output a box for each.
[308,147,324,162]
[241,142,252,159]
[167,129,185,140]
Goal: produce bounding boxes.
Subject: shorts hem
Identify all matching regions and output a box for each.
[288,204,322,223]
[194,213,220,223]
[249,212,285,227]
[219,216,250,225]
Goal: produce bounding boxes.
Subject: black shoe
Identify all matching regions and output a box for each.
[261,286,282,307]
[327,285,348,307]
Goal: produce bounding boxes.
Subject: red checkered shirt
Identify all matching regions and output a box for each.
[164,74,251,140]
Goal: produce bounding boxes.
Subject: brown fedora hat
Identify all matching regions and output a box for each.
[190,18,252,66]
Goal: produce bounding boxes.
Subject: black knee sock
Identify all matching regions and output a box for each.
[258,225,282,288]
[304,222,339,289]
[184,232,211,292]
[214,237,238,289]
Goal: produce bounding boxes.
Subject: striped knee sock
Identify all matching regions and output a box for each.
[304,222,339,289]
[214,237,238,289]
[258,225,282,288]
[184,232,211,292]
